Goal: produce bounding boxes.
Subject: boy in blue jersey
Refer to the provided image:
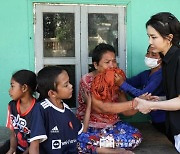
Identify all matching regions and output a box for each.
[29,66,91,154]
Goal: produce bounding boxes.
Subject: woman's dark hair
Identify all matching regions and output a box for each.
[37,66,65,100]
[146,12,180,47]
[12,70,36,94]
[92,43,116,64]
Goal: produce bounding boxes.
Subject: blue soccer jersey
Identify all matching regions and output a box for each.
[29,99,83,154]
[6,98,36,152]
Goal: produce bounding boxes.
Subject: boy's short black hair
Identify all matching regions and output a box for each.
[37,66,64,100]
[12,69,36,94]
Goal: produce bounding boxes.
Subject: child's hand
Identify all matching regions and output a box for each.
[83,90,92,108]
[139,92,159,101]
[6,149,16,154]
[114,73,124,86]
[82,90,92,132]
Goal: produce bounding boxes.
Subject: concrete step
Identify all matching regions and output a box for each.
[0,123,178,153]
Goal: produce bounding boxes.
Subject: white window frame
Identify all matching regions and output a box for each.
[34,3,126,109]
[81,5,126,75]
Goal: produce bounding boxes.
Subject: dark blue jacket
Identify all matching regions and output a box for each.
[120,68,166,123]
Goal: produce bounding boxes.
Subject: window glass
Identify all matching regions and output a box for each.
[88,13,118,56]
[43,13,75,57]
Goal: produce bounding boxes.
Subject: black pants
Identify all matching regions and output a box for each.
[152,122,166,135]
[152,122,175,144]
[0,140,23,154]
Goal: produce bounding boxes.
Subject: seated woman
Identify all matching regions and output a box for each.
[116,45,166,134]
[76,43,142,153]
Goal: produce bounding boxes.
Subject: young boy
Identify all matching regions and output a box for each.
[29,66,91,154]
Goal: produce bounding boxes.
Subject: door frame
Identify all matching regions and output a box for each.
[34,3,126,109]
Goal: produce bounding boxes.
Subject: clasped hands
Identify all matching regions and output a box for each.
[134,93,159,114]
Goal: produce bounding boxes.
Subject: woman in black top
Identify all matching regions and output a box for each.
[135,12,180,152]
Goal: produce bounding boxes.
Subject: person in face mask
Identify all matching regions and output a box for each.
[144,53,161,69]
[116,45,166,134]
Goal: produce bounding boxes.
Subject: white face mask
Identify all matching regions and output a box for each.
[144,57,160,68]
